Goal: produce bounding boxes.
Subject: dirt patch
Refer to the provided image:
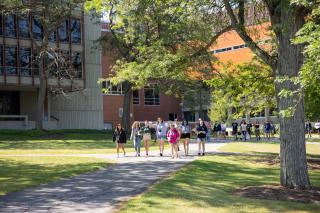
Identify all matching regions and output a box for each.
[250,156,320,170]
[234,185,320,204]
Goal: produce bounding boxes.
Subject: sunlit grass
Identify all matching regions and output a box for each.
[0,156,113,196]
[119,155,320,213]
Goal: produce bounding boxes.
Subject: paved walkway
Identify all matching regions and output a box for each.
[0,143,225,213]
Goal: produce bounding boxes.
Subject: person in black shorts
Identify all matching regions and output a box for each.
[180,120,191,156]
[113,124,127,157]
[196,118,207,156]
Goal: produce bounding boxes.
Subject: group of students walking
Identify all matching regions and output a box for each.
[112,118,209,158]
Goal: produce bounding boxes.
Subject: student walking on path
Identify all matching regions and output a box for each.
[130,122,142,156]
[240,120,247,141]
[254,120,261,141]
[113,124,127,157]
[142,121,152,156]
[167,124,180,159]
[306,120,312,139]
[180,120,191,156]
[156,117,168,156]
[196,118,207,156]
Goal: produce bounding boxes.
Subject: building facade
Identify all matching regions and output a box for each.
[101,24,182,129]
[0,11,104,129]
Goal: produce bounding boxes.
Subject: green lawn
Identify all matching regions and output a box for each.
[0,130,165,155]
[0,156,112,196]
[0,129,163,196]
[119,155,320,213]
[218,142,320,157]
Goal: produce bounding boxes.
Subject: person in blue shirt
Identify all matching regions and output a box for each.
[196,118,208,156]
[156,117,168,156]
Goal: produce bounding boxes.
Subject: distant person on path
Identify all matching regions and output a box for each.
[305,120,312,139]
[240,120,248,141]
[156,117,168,156]
[247,121,252,138]
[264,121,271,140]
[130,121,142,157]
[232,121,238,140]
[174,119,181,151]
[142,120,152,156]
[196,118,208,156]
[315,120,320,137]
[113,124,127,157]
[221,122,227,139]
[167,124,180,159]
[270,121,275,138]
[181,120,191,156]
[254,120,261,141]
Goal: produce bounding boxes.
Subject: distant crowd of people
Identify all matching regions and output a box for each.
[113,118,208,158]
[112,118,320,158]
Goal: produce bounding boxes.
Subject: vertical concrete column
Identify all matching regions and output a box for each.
[265,107,270,122]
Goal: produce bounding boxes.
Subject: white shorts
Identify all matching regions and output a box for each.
[143,133,151,141]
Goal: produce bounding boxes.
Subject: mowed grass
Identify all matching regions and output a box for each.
[119,155,320,213]
[0,156,112,196]
[218,142,320,157]
[0,130,165,155]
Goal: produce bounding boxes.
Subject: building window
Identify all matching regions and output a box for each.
[70,18,81,44]
[0,91,20,115]
[102,80,124,95]
[144,85,160,106]
[49,31,57,42]
[0,15,3,36]
[20,47,31,76]
[5,46,17,75]
[32,50,40,76]
[133,90,139,104]
[5,15,16,37]
[59,19,69,43]
[72,52,82,78]
[0,45,3,75]
[18,16,30,38]
[32,18,43,40]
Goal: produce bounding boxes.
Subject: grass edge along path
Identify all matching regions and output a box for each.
[118,155,320,213]
[0,156,113,196]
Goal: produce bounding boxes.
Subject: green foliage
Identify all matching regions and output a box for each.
[294,6,320,120]
[207,58,276,122]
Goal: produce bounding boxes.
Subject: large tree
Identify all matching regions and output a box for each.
[86,0,230,130]
[1,0,88,130]
[219,0,318,189]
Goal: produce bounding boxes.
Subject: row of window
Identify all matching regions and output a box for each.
[102,82,160,106]
[0,45,82,78]
[0,14,81,44]
[211,44,247,54]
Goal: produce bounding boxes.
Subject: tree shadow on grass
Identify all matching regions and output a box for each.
[124,155,320,213]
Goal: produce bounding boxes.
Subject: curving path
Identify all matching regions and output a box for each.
[0,142,226,213]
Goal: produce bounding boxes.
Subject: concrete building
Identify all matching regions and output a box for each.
[0,11,104,129]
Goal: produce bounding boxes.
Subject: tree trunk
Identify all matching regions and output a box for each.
[122,81,132,132]
[275,5,310,189]
[265,107,270,122]
[35,61,47,130]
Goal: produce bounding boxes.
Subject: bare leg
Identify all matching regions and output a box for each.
[173,144,179,158]
[198,140,201,154]
[159,139,164,155]
[144,140,149,156]
[170,143,174,158]
[202,141,205,154]
[183,139,187,155]
[116,143,119,157]
[121,143,126,155]
[186,138,189,156]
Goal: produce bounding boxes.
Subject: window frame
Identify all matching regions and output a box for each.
[144,85,160,106]
[102,80,124,95]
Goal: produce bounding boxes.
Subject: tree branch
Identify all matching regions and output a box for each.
[223,0,277,70]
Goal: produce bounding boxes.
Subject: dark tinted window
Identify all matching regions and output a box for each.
[5,47,17,75]
[18,16,30,38]
[0,91,20,115]
[133,90,139,104]
[32,50,40,76]
[20,47,31,76]
[0,45,3,74]
[32,18,43,40]
[59,19,69,43]
[70,18,81,44]
[0,15,3,36]
[72,52,82,78]
[144,85,160,106]
[5,15,16,37]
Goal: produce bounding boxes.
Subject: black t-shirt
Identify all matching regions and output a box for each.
[232,123,238,131]
[197,125,207,138]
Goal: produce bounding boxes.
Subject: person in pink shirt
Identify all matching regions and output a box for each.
[167,124,180,159]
